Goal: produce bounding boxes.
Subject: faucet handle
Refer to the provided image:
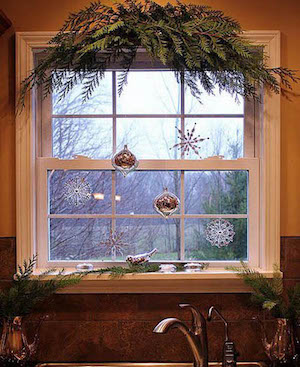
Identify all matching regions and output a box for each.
[179,304,205,335]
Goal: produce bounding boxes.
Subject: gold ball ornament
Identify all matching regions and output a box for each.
[153,187,180,219]
[112,145,139,177]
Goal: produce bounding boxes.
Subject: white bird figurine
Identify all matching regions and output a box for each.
[126,248,158,265]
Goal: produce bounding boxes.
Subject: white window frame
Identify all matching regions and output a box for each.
[15,31,281,293]
[36,158,259,269]
[38,67,257,269]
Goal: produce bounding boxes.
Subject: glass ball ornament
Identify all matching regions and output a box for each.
[153,187,180,219]
[112,144,139,177]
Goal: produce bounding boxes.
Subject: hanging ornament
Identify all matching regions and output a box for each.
[126,248,158,265]
[98,229,129,261]
[153,187,180,219]
[112,144,139,177]
[205,218,235,248]
[63,176,91,206]
[171,123,209,157]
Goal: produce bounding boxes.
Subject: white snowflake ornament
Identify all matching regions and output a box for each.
[205,218,235,248]
[63,176,91,206]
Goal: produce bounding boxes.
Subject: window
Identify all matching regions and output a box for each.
[37,68,259,268]
[16,32,281,291]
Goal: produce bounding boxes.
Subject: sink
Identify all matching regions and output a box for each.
[37,362,266,367]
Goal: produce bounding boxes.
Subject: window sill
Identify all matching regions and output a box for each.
[33,269,276,293]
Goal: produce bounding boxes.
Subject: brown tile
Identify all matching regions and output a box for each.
[135,294,219,322]
[117,319,268,363]
[283,278,300,289]
[207,319,267,361]
[0,235,292,363]
[216,294,262,321]
[0,279,13,290]
[118,320,192,361]
[0,237,15,279]
[32,294,140,322]
[207,321,225,361]
[24,318,270,363]
[25,295,272,361]
[230,320,269,361]
[33,294,221,323]
[36,321,121,362]
[281,237,300,278]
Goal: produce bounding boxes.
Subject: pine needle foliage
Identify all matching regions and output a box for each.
[86,263,160,278]
[0,255,83,320]
[18,0,298,110]
[229,262,300,320]
[82,262,185,278]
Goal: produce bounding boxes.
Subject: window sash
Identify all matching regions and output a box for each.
[36,157,260,268]
[40,70,255,160]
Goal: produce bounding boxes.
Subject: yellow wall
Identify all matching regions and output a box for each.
[0,0,299,236]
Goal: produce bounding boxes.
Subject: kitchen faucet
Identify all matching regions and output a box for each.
[153,304,238,367]
[153,304,208,367]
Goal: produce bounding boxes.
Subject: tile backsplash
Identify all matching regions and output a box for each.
[0,237,299,362]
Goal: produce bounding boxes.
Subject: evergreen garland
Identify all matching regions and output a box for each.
[18,0,298,109]
[0,255,83,319]
[229,262,300,320]
[86,263,161,278]
[85,262,185,278]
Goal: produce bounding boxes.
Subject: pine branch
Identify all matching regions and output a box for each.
[14,254,37,282]
[0,256,83,319]
[17,0,299,110]
[228,262,287,317]
[117,47,137,95]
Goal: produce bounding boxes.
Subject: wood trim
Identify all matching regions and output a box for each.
[243,31,281,270]
[35,270,275,294]
[15,31,281,293]
[36,157,259,170]
[15,33,37,269]
[60,278,254,294]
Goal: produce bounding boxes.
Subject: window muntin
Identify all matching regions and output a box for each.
[47,71,248,161]
[47,168,249,262]
[38,69,258,266]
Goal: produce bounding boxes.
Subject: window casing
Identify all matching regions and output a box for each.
[16,31,281,292]
[36,65,259,269]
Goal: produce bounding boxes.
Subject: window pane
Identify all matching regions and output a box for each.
[117,118,181,159]
[117,218,181,261]
[117,71,181,114]
[49,218,112,260]
[185,218,247,261]
[52,118,112,159]
[185,171,248,214]
[49,170,112,214]
[52,72,112,115]
[184,118,243,159]
[116,171,181,214]
[49,217,181,261]
[185,85,244,114]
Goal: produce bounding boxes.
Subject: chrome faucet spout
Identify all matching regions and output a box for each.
[153,315,208,367]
